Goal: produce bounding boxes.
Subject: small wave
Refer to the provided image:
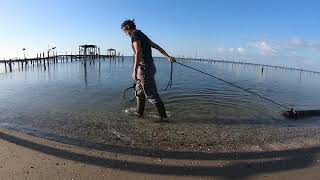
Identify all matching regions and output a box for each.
[123,107,136,114]
[123,107,171,118]
[0,122,9,127]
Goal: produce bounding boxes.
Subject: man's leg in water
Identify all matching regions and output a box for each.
[142,77,168,120]
[136,67,167,119]
[135,82,146,117]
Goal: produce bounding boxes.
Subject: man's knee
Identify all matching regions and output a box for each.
[146,94,163,105]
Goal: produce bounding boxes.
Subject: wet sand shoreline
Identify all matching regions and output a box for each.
[23,113,320,153]
[4,111,320,154]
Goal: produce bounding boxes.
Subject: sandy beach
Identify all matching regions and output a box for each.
[1,128,320,180]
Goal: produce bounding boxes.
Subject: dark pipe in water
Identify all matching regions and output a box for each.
[283,109,320,119]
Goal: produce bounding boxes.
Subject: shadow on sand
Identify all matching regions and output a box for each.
[0,129,319,178]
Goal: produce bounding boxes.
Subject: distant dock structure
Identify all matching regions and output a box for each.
[79,44,100,60]
[107,48,116,57]
[0,43,125,73]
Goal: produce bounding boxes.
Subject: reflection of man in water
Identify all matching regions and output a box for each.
[121,19,176,122]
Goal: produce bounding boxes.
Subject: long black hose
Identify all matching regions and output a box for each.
[164,61,173,91]
[175,61,295,112]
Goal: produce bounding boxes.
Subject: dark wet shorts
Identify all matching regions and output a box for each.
[135,63,163,105]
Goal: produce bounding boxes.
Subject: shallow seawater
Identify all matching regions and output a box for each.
[1,57,320,151]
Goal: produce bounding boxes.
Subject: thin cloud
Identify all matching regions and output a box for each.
[217,48,225,54]
[289,37,320,52]
[255,41,278,55]
[217,47,246,55]
[237,47,245,55]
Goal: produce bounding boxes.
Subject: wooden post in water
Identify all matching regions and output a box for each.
[39,53,42,65]
[53,52,55,63]
[84,47,87,69]
[52,52,55,63]
[4,61,7,73]
[43,52,46,71]
[98,52,101,71]
[40,53,42,65]
[95,48,97,59]
[47,51,50,68]
[4,61,8,73]
[55,52,58,63]
[21,59,24,70]
[49,51,54,64]
[36,53,39,66]
[24,58,28,70]
[9,59,12,72]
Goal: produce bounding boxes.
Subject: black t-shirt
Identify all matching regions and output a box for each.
[131,30,153,63]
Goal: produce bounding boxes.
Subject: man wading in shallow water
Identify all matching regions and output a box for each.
[121,19,176,122]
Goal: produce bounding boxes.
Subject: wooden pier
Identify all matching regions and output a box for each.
[0,53,124,73]
[0,43,127,73]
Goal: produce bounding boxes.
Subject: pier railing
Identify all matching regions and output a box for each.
[0,54,124,72]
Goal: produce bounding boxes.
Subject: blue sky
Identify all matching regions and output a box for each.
[0,0,320,70]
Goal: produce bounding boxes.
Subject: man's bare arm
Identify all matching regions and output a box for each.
[131,44,135,54]
[150,40,176,62]
[132,40,142,80]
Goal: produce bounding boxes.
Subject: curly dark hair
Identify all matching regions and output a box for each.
[121,19,136,30]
